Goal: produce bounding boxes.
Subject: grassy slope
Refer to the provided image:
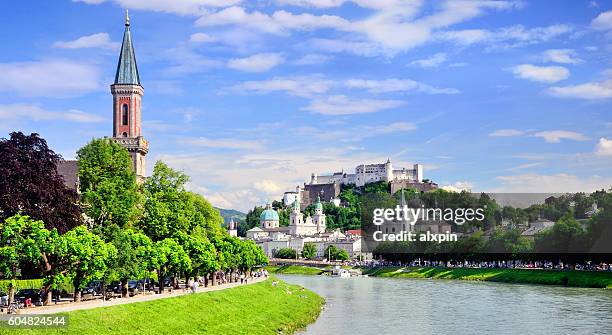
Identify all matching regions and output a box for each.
[3,279,324,335]
[362,267,612,288]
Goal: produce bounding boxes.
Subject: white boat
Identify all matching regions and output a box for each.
[331,265,351,278]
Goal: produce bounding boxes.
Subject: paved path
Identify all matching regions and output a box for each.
[19,276,267,315]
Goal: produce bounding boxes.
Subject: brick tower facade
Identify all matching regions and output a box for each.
[111,10,148,180]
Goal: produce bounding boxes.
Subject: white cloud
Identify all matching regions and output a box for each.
[591,10,612,31]
[52,33,119,50]
[440,24,573,48]
[196,1,521,56]
[157,148,405,211]
[408,52,447,67]
[542,49,582,64]
[495,173,612,193]
[227,77,332,97]
[0,60,100,97]
[441,181,473,192]
[490,129,525,137]
[227,53,285,72]
[302,95,404,115]
[73,0,238,15]
[254,179,285,195]
[178,137,262,150]
[293,53,332,65]
[533,130,589,143]
[548,80,612,99]
[189,32,216,43]
[511,64,569,83]
[345,78,459,94]
[595,138,612,156]
[0,104,104,123]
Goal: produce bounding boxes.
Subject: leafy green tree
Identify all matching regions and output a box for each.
[183,192,224,237]
[107,228,155,297]
[140,161,190,242]
[275,247,297,259]
[0,215,50,305]
[535,214,587,254]
[63,226,117,302]
[324,245,349,261]
[241,206,264,236]
[151,238,191,293]
[175,231,217,279]
[301,243,317,260]
[77,138,141,230]
[0,132,81,233]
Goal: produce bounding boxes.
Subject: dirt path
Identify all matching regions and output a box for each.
[19,276,267,315]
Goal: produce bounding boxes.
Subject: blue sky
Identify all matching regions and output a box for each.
[1,0,611,211]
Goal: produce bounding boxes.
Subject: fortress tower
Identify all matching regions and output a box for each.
[111,10,148,180]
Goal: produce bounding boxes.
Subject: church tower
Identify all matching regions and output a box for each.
[111,10,148,180]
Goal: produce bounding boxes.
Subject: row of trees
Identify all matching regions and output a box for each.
[274,244,349,261]
[374,207,612,263]
[0,132,268,306]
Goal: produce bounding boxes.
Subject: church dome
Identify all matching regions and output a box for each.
[315,196,323,211]
[260,204,279,221]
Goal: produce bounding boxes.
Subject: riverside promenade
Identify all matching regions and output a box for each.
[20,276,266,315]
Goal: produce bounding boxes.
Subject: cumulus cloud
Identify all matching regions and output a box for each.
[548,80,612,99]
[441,181,473,192]
[541,49,582,64]
[408,52,447,68]
[195,1,521,55]
[591,10,612,31]
[511,64,569,83]
[0,60,100,97]
[595,138,612,156]
[227,53,285,72]
[489,129,525,137]
[533,130,589,143]
[254,179,285,195]
[0,104,104,123]
[302,95,404,115]
[52,33,119,50]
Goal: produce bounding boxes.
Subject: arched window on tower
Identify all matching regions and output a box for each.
[122,104,129,126]
[122,132,128,137]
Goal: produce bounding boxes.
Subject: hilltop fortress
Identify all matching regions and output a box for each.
[283,159,438,208]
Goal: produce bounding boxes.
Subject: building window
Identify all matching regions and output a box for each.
[122,132,128,137]
[122,104,129,125]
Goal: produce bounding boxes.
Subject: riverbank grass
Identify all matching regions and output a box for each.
[267,265,325,275]
[362,267,612,288]
[2,279,324,335]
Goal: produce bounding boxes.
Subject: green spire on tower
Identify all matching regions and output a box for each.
[114,9,141,86]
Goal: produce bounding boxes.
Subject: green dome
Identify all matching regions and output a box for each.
[260,206,279,221]
[315,196,323,211]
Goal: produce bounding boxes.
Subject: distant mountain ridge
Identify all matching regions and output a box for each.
[215,207,246,225]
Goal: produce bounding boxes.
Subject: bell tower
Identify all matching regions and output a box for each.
[111,10,148,180]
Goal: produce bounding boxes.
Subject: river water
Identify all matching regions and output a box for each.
[278,274,612,335]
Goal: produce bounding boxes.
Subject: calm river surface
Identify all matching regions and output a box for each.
[279,274,612,335]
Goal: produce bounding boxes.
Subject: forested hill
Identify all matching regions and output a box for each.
[215,207,246,225]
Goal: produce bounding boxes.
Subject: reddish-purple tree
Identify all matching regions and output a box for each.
[0,132,81,233]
